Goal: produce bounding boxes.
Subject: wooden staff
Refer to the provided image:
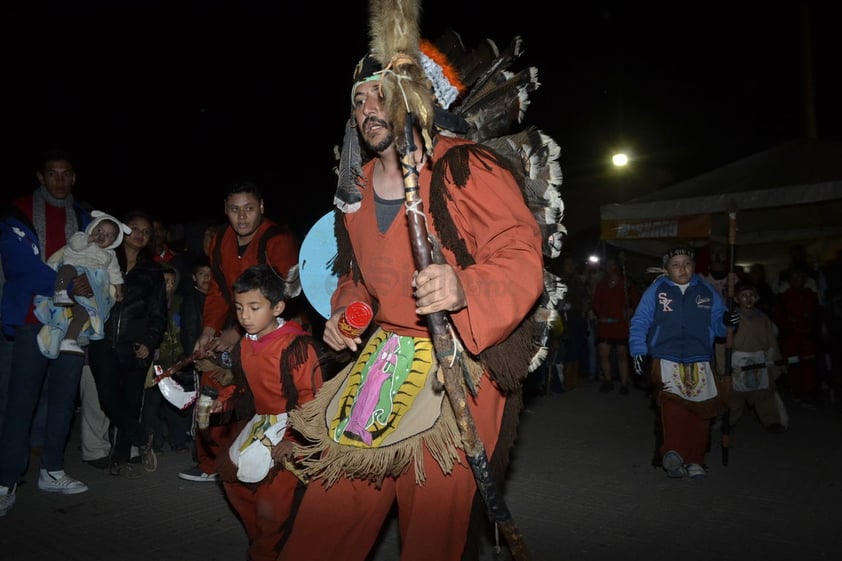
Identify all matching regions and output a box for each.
[735,355,815,372]
[401,116,530,561]
[721,200,738,466]
[151,351,203,385]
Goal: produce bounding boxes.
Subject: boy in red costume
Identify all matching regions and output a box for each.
[212,264,323,561]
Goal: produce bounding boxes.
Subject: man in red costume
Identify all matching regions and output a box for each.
[178,180,299,483]
[279,45,546,561]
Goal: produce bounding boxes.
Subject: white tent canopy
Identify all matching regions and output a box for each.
[600,138,842,269]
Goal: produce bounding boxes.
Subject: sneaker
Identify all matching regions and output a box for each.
[140,438,158,472]
[178,465,219,482]
[110,461,142,479]
[59,339,85,356]
[686,463,706,479]
[0,484,16,517]
[662,450,686,478]
[53,290,73,306]
[599,380,614,393]
[38,469,89,494]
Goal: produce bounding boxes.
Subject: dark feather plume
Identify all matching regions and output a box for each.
[333,117,365,213]
[428,29,567,366]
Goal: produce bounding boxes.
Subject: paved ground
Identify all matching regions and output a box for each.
[2,379,841,561]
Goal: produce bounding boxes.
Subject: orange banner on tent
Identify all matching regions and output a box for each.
[601,213,711,240]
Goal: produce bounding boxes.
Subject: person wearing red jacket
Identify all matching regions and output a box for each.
[592,255,641,395]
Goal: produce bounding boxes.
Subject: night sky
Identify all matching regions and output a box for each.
[7,2,842,251]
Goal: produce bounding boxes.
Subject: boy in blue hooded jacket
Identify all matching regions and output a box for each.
[629,246,739,479]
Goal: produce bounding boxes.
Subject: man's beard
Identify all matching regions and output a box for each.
[370,132,395,153]
[362,117,396,153]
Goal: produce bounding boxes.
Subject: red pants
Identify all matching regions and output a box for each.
[658,394,710,465]
[279,384,507,561]
[224,470,303,561]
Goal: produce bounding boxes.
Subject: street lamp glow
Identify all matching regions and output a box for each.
[612,153,629,167]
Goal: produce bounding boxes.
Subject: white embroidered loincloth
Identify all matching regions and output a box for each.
[660,359,718,402]
[228,413,288,483]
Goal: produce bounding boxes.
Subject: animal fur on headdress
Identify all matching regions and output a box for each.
[367,0,436,155]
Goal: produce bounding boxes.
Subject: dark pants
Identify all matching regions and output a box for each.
[87,339,149,463]
[0,324,84,486]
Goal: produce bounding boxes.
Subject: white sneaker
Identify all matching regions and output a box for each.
[662,450,686,478]
[59,339,85,356]
[53,290,73,306]
[686,463,707,479]
[38,469,89,494]
[178,466,219,482]
[0,484,16,516]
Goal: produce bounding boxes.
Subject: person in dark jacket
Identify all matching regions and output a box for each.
[88,210,168,478]
[176,252,223,482]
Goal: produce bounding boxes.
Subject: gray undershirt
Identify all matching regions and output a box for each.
[374,192,403,233]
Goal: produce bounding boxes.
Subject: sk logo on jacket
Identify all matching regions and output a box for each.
[658,292,673,312]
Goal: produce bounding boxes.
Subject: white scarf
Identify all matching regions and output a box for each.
[31,185,78,261]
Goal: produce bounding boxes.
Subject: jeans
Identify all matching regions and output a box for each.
[0,336,13,434]
[79,365,111,461]
[29,378,49,448]
[0,324,85,487]
[87,338,149,463]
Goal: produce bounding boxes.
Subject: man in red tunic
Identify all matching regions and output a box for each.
[279,48,546,561]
